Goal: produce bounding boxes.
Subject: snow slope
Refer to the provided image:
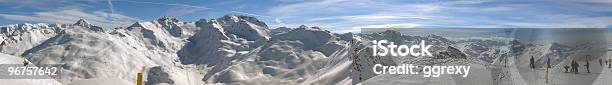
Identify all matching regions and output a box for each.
[0,14,355,85]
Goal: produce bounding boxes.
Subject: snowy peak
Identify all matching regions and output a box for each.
[129,16,184,30]
[153,16,189,37]
[220,13,268,29]
[73,19,92,27]
[195,18,208,27]
[0,23,58,35]
[295,25,325,31]
[204,13,271,41]
[220,13,261,23]
[0,23,61,55]
[72,19,104,32]
[156,16,181,28]
[272,25,335,50]
[128,22,144,28]
[383,30,402,35]
[271,27,292,34]
[220,13,240,22]
[157,16,180,24]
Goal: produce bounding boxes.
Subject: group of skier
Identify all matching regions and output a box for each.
[554,55,612,74]
[528,55,612,74]
[565,59,585,73]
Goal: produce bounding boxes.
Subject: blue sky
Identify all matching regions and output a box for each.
[0,0,611,33]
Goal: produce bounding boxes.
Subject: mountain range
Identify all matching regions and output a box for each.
[0,14,602,85]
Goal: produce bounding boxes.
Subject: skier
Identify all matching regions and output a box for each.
[563,65,569,73]
[23,53,33,66]
[585,55,590,73]
[571,60,576,73]
[585,61,590,73]
[530,56,535,69]
[547,57,551,68]
[609,59,611,68]
[604,60,610,65]
[573,60,579,74]
[600,59,603,66]
[22,58,28,66]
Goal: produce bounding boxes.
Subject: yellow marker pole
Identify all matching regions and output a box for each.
[137,66,146,85]
[137,73,143,85]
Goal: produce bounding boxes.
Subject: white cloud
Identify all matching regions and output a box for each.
[307,15,396,22]
[308,13,434,22]
[281,0,498,14]
[120,0,210,10]
[335,28,361,33]
[107,0,114,15]
[266,0,456,32]
[0,9,140,28]
[268,0,357,15]
[117,0,212,17]
[546,16,612,28]
[354,23,420,29]
[274,18,285,26]
[231,11,275,19]
[231,11,286,27]
[165,6,206,17]
[333,23,420,33]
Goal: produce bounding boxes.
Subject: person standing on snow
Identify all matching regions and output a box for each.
[547,57,551,68]
[530,56,535,69]
[600,59,603,66]
[571,60,575,73]
[585,55,590,73]
[572,60,579,74]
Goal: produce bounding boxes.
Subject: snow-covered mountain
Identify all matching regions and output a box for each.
[0,23,65,55]
[0,14,607,85]
[0,14,356,85]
